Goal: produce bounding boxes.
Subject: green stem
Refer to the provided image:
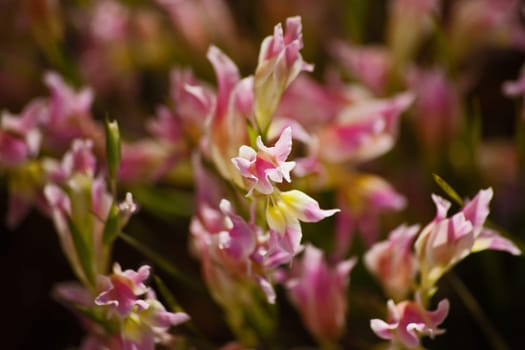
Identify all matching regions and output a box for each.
[446,272,509,350]
[119,232,204,293]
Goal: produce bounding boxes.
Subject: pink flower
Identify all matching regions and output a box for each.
[266,190,339,254]
[364,224,419,300]
[276,74,349,129]
[286,245,356,341]
[44,139,136,286]
[232,126,296,195]
[148,69,214,147]
[95,263,150,317]
[415,188,521,290]
[43,72,102,150]
[254,16,313,133]
[117,140,171,184]
[155,0,238,53]
[120,291,190,350]
[371,296,449,349]
[316,92,413,163]
[406,67,460,151]
[331,41,392,95]
[206,46,252,186]
[334,174,406,258]
[89,0,129,44]
[0,100,45,168]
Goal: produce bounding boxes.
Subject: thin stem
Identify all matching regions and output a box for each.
[446,272,509,350]
[119,232,205,293]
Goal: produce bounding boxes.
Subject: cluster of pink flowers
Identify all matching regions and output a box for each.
[2,0,525,348]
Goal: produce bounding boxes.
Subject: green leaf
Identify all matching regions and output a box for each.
[102,201,120,246]
[66,216,95,286]
[432,174,464,206]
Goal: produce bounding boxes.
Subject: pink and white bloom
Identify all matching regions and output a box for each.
[371,296,449,349]
[120,291,190,350]
[232,126,296,195]
[254,16,313,133]
[286,245,356,341]
[191,156,284,303]
[266,189,339,254]
[44,139,137,286]
[95,264,151,317]
[415,188,521,290]
[364,224,419,300]
[43,72,102,150]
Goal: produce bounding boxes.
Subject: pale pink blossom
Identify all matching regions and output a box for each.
[371,296,449,349]
[232,126,296,195]
[43,72,102,149]
[316,92,413,163]
[286,245,356,340]
[415,188,521,290]
[331,41,392,95]
[406,67,461,150]
[95,263,151,317]
[190,156,281,303]
[276,74,348,129]
[155,0,238,53]
[0,100,45,168]
[206,46,252,186]
[334,174,406,257]
[364,224,419,300]
[254,16,313,133]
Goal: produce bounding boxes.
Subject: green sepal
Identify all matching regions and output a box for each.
[102,201,120,246]
[66,216,96,286]
[104,118,121,181]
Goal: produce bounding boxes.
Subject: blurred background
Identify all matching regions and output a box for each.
[1,0,525,349]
